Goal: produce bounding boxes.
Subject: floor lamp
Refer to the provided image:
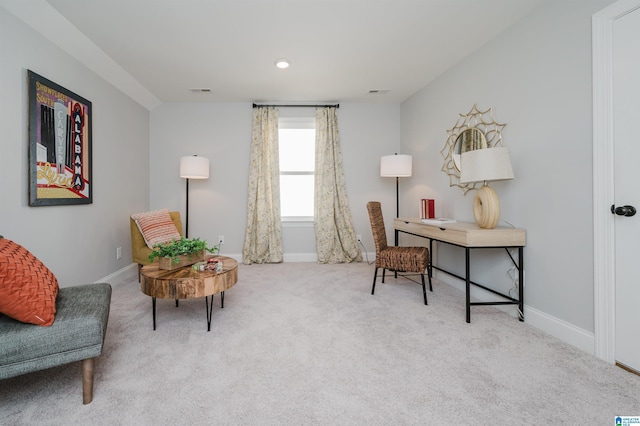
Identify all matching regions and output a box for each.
[180,155,210,238]
[380,153,412,245]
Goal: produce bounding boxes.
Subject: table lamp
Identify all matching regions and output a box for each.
[459,147,513,229]
[180,155,209,238]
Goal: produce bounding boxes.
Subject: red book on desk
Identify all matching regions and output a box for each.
[420,199,435,219]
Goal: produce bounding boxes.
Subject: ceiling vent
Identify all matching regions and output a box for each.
[368,89,390,95]
[190,88,212,93]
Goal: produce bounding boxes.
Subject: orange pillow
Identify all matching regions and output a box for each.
[131,208,181,249]
[0,238,59,326]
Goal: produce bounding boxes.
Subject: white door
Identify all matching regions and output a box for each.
[613,6,640,373]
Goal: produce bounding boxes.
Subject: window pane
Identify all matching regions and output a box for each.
[279,129,315,172]
[280,175,314,217]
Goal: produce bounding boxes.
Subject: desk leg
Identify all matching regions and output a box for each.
[429,239,434,280]
[465,248,471,323]
[152,297,157,331]
[519,247,524,322]
[221,291,225,308]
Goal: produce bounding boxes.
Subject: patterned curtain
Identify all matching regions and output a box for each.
[242,107,283,264]
[314,107,362,263]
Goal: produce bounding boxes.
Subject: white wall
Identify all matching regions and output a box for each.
[149,102,401,259]
[400,0,616,337]
[0,7,150,285]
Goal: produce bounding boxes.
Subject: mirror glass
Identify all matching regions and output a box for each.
[453,128,487,171]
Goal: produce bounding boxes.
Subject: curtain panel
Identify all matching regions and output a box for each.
[314,108,362,263]
[242,107,283,264]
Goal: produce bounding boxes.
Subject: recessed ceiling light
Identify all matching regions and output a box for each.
[369,89,390,94]
[275,58,290,69]
[190,88,212,93]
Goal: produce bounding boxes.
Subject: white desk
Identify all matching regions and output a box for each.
[394,218,526,323]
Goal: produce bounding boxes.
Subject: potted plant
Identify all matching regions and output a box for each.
[148,237,220,270]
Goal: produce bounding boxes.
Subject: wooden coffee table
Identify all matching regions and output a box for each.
[140,255,238,331]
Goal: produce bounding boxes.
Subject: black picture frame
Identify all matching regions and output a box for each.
[28,70,93,206]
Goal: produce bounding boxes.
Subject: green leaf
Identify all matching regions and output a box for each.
[148,237,220,263]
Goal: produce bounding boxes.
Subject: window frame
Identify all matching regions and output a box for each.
[278,116,315,223]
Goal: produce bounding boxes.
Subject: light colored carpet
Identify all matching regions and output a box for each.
[1,262,639,425]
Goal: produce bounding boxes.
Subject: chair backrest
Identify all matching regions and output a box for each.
[130,211,183,265]
[367,201,388,254]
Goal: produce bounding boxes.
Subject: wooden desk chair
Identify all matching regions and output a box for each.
[367,201,432,305]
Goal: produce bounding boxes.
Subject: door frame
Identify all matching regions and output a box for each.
[592,0,640,364]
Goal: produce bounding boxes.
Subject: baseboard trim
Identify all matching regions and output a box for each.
[217,253,243,263]
[436,273,595,355]
[282,252,376,263]
[525,305,594,354]
[220,253,316,263]
[97,263,137,284]
[219,251,375,264]
[283,253,317,262]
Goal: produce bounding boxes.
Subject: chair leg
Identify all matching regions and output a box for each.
[81,358,95,404]
[421,273,428,305]
[371,267,378,295]
[428,267,433,292]
[138,264,142,283]
[382,268,386,283]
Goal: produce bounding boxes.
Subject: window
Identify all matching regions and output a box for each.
[279,118,315,221]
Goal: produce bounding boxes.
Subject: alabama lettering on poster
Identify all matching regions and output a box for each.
[28,70,92,206]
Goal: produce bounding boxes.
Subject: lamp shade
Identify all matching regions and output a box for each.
[380,154,412,177]
[459,147,513,184]
[180,155,209,179]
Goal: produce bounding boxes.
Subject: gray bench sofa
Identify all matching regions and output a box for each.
[0,283,112,404]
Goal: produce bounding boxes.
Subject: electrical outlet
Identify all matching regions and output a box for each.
[356,234,362,242]
[218,235,224,244]
[116,247,122,260]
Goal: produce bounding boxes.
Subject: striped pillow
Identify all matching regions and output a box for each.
[131,209,181,249]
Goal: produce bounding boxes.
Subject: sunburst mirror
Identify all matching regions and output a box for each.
[441,104,506,194]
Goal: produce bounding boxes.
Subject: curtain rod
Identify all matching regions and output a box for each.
[252,103,339,109]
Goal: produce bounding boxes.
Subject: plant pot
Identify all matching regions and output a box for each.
[158,250,206,270]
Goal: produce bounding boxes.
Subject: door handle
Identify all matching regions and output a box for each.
[611,204,637,217]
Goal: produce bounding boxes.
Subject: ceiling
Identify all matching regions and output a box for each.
[3,0,545,109]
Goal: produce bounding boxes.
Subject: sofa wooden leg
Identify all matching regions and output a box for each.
[82,358,95,404]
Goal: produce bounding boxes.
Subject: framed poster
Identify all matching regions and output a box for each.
[28,70,92,206]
